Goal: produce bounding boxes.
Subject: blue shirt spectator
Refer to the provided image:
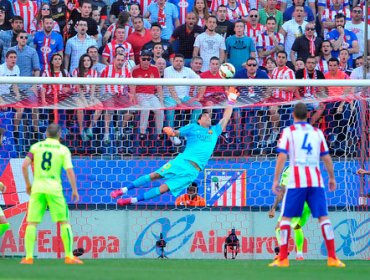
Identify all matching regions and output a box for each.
[326,28,358,67]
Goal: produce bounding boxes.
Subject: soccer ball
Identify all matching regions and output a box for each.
[219,63,236,79]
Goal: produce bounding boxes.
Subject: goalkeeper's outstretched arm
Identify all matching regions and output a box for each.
[219,105,233,131]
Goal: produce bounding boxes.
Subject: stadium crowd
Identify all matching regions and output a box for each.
[0,0,368,154]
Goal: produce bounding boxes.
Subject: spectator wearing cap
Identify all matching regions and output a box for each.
[141,22,175,64]
[0,1,14,24]
[0,16,32,63]
[131,50,164,142]
[0,6,11,31]
[175,182,206,207]
[145,0,180,40]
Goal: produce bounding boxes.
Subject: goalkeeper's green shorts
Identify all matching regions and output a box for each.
[278,202,311,228]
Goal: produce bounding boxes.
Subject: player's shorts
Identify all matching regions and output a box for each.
[281,188,328,218]
[278,202,311,228]
[155,157,200,197]
[0,206,4,217]
[27,192,69,223]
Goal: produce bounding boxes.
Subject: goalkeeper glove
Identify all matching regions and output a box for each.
[163,127,176,137]
[226,87,240,105]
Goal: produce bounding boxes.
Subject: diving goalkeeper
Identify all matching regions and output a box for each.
[110,88,239,206]
[268,166,311,260]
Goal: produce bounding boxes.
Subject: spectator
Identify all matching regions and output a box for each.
[102,25,134,65]
[50,0,67,31]
[109,0,130,19]
[318,0,350,21]
[225,20,256,71]
[259,0,283,32]
[350,56,370,79]
[163,54,201,144]
[283,0,315,23]
[338,48,352,75]
[68,0,99,39]
[193,0,209,27]
[170,12,204,63]
[345,6,370,62]
[0,16,28,63]
[265,57,277,78]
[290,23,322,65]
[279,5,308,66]
[104,11,130,45]
[316,40,333,73]
[0,0,14,24]
[128,3,151,30]
[175,182,206,207]
[256,16,284,68]
[224,0,248,23]
[126,16,152,64]
[91,9,103,48]
[215,5,234,39]
[90,0,108,29]
[321,0,351,38]
[145,0,180,40]
[100,53,135,144]
[244,9,265,46]
[87,45,105,74]
[131,50,164,141]
[13,0,38,34]
[327,13,359,68]
[190,56,203,74]
[31,3,60,35]
[294,57,305,71]
[267,51,296,145]
[169,0,195,25]
[72,54,102,141]
[33,15,64,72]
[64,18,97,73]
[0,50,22,142]
[141,22,175,63]
[0,6,11,31]
[324,57,349,96]
[354,56,363,69]
[151,43,170,66]
[155,57,167,77]
[193,15,226,72]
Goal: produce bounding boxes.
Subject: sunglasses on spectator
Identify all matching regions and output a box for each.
[141,57,151,61]
[249,15,258,18]
[247,64,257,67]
[42,8,50,10]
[19,36,28,39]
[306,27,315,31]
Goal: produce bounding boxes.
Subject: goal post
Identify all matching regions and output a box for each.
[0,77,368,260]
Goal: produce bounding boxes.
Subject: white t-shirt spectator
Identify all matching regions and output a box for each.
[281,19,308,61]
[0,63,20,95]
[345,21,370,59]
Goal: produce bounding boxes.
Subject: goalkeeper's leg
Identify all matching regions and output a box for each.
[293,225,304,260]
[117,184,169,206]
[111,172,163,198]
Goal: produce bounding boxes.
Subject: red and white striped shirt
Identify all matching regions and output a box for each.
[225,3,248,22]
[13,0,38,34]
[139,0,153,16]
[42,70,70,95]
[102,40,134,64]
[72,68,98,94]
[100,65,131,95]
[30,19,60,34]
[271,66,295,101]
[211,0,258,12]
[278,123,329,188]
[256,31,284,67]
[316,58,329,74]
[245,22,265,45]
[106,23,132,42]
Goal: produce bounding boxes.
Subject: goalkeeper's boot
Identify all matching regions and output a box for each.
[117,198,132,206]
[20,257,33,265]
[111,189,124,199]
[65,256,84,265]
[327,257,346,267]
[268,258,289,267]
[296,256,304,261]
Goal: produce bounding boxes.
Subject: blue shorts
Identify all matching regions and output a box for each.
[281,188,328,218]
[155,157,200,197]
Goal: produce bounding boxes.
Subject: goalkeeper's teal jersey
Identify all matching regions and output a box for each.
[178,123,222,170]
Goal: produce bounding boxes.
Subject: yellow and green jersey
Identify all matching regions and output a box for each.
[26,138,73,194]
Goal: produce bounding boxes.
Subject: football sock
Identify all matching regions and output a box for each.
[137,187,161,202]
[275,227,281,246]
[61,224,74,258]
[321,220,336,259]
[294,227,304,254]
[130,175,151,189]
[25,225,37,259]
[279,220,291,260]
[0,223,10,237]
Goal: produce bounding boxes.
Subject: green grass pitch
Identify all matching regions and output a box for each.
[1,259,368,280]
